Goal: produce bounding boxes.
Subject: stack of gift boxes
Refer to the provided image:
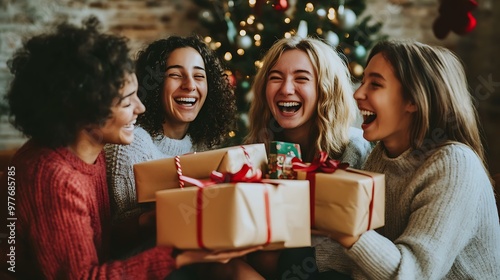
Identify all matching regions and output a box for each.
[133,142,385,250]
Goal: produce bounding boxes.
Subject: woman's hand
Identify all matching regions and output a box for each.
[331,233,360,249]
[175,246,263,268]
[311,229,360,249]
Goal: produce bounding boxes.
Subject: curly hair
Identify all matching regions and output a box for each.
[135,35,236,148]
[6,16,134,148]
[244,36,357,160]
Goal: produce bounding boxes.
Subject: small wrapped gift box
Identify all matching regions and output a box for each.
[268,141,302,179]
[294,153,385,237]
[156,179,310,250]
[134,143,267,203]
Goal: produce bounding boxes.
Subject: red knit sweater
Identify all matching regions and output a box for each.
[11,140,176,279]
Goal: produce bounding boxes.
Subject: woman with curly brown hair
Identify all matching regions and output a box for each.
[0,18,256,280]
[104,35,237,256]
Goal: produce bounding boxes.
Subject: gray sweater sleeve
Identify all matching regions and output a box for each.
[317,143,500,279]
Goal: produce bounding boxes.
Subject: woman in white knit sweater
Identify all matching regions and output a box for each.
[104,35,237,258]
[315,40,500,279]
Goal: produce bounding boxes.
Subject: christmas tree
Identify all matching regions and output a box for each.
[193,0,386,145]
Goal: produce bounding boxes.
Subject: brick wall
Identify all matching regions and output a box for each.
[1,0,499,174]
[0,0,201,149]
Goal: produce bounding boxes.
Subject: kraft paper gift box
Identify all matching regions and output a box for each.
[294,154,385,237]
[155,179,310,250]
[134,143,267,203]
[268,141,302,179]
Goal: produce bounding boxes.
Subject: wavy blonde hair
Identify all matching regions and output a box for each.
[368,40,486,166]
[244,36,357,160]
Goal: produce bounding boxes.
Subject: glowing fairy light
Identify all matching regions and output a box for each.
[305,3,314,12]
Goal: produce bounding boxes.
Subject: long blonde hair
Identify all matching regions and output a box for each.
[368,40,486,166]
[244,36,357,160]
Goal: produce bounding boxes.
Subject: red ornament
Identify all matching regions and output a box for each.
[273,0,289,11]
[226,71,237,87]
[433,0,478,39]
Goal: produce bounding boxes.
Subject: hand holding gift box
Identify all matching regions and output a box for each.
[134,143,267,202]
[155,170,311,250]
[293,152,385,237]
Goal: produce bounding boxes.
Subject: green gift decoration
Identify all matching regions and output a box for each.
[269,141,302,179]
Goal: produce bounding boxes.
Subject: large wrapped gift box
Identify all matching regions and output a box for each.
[268,141,302,179]
[156,180,311,250]
[296,159,385,237]
[261,179,311,250]
[134,143,267,203]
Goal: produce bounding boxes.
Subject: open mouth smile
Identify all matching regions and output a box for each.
[361,110,377,124]
[124,119,136,130]
[277,101,302,113]
[175,97,197,107]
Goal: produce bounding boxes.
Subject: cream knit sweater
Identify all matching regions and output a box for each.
[104,126,195,224]
[314,142,500,279]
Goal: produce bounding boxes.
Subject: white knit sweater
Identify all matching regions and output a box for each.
[104,126,195,223]
[314,142,500,279]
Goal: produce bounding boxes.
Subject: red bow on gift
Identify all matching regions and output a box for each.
[291,151,350,173]
[174,145,263,188]
[177,163,263,188]
[210,164,263,184]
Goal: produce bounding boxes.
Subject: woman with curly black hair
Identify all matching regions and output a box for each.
[1,18,255,280]
[104,35,237,254]
[135,35,237,148]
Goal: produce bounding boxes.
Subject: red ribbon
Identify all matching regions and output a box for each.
[178,163,263,188]
[291,152,350,172]
[174,146,270,249]
[292,152,376,231]
[176,145,263,188]
[343,169,376,231]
